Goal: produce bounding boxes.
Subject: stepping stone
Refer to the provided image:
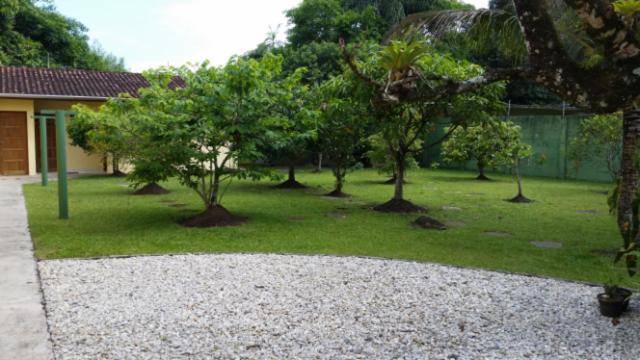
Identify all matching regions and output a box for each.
[483,231,513,237]
[442,206,463,212]
[413,216,447,230]
[576,210,597,214]
[446,220,466,228]
[170,203,187,208]
[591,248,617,257]
[118,183,129,188]
[327,211,347,219]
[530,241,562,249]
[160,199,177,204]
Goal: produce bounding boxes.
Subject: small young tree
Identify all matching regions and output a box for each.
[316,75,369,197]
[72,97,171,195]
[500,124,534,203]
[129,56,277,227]
[569,113,623,181]
[264,68,317,189]
[442,117,520,181]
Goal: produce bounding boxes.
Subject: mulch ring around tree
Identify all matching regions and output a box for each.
[324,190,350,198]
[506,195,534,203]
[133,183,170,196]
[274,179,307,189]
[412,216,447,230]
[476,174,491,181]
[180,206,247,228]
[373,199,426,213]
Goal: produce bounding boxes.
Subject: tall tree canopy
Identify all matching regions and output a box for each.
[248,0,471,84]
[0,0,125,70]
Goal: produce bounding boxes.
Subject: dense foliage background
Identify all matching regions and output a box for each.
[0,0,125,70]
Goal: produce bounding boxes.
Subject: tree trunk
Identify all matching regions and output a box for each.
[394,152,405,200]
[288,165,296,182]
[515,159,523,197]
[111,157,125,177]
[326,166,349,198]
[617,110,640,243]
[315,153,323,172]
[210,174,221,208]
[477,161,490,181]
[275,164,306,189]
[112,157,119,174]
[335,171,344,193]
[508,158,532,203]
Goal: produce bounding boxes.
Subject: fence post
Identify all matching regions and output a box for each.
[562,102,569,179]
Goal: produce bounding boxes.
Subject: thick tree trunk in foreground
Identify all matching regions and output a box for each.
[617,110,640,243]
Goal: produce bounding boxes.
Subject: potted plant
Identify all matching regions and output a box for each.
[597,284,633,318]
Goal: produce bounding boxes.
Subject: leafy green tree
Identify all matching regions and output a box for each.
[500,124,534,203]
[130,56,277,227]
[72,94,175,194]
[0,0,125,70]
[264,67,317,189]
[344,39,505,212]
[316,75,369,196]
[442,117,521,181]
[569,113,623,181]
[69,101,132,177]
[367,132,419,184]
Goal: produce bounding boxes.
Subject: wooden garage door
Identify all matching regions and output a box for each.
[0,112,29,175]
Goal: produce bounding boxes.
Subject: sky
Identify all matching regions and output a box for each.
[54,0,489,72]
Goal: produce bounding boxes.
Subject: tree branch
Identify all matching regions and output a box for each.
[339,38,382,88]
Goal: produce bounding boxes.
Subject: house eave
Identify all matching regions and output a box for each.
[0,93,109,101]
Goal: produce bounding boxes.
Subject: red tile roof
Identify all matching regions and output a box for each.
[0,66,184,100]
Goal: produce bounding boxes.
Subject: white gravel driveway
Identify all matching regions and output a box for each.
[38,254,640,359]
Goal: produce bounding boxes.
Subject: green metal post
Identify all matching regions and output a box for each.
[37,116,49,186]
[55,111,68,219]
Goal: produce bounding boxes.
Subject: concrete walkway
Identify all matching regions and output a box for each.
[0,177,53,360]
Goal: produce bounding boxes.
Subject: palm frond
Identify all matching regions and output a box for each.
[384,9,527,65]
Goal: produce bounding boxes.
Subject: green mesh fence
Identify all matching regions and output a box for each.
[421,105,615,183]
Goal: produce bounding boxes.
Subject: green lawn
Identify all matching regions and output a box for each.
[24,168,628,285]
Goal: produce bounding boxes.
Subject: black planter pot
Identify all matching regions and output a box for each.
[619,288,633,311]
[598,289,632,318]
